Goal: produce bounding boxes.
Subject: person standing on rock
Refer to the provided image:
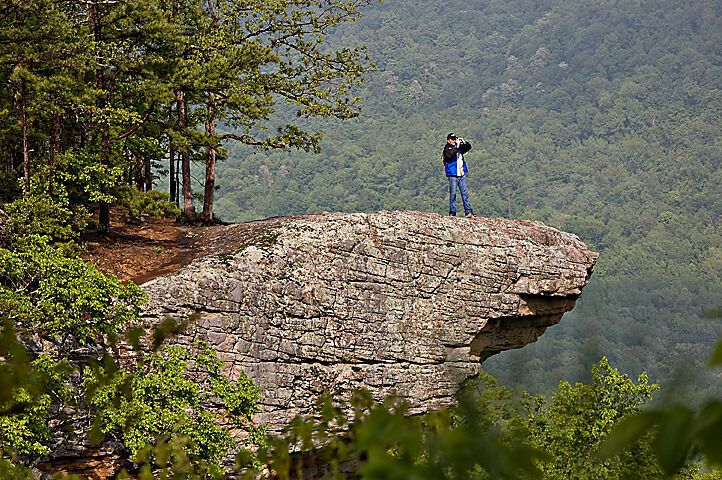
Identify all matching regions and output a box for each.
[442,133,475,217]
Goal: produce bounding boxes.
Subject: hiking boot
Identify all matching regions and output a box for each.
[465,212,475,218]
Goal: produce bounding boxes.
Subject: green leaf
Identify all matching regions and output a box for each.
[708,340,722,367]
[695,401,722,466]
[653,405,694,475]
[596,411,660,460]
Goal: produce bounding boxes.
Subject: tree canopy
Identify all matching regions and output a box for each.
[0,0,373,227]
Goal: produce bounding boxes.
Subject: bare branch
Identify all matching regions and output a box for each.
[220,133,285,148]
[112,111,151,141]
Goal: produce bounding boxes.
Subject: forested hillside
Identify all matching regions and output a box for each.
[1,0,721,476]
[214,0,722,396]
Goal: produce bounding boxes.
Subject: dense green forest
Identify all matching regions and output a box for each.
[213,0,722,398]
[1,0,722,477]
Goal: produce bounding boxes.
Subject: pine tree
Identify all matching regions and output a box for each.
[164,0,374,223]
[0,0,88,195]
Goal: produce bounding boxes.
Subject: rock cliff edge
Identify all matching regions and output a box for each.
[141,211,598,433]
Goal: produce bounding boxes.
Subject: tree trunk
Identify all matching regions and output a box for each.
[97,108,112,232]
[91,2,111,232]
[132,152,143,191]
[177,89,195,222]
[49,111,60,195]
[175,155,181,205]
[169,145,176,204]
[144,155,152,192]
[168,105,177,203]
[19,76,30,194]
[201,97,217,223]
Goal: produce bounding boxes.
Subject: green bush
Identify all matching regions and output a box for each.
[4,194,86,251]
[249,359,714,480]
[0,321,73,468]
[120,187,180,221]
[85,341,264,476]
[520,357,665,479]
[0,236,145,344]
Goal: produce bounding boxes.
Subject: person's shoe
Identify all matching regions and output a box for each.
[465,212,475,218]
[449,213,456,216]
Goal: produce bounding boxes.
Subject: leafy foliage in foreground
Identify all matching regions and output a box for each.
[0,236,144,344]
[248,388,544,480]
[0,210,265,476]
[239,359,714,480]
[86,341,264,475]
[600,326,722,476]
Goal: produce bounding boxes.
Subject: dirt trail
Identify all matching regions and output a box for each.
[82,212,294,285]
[82,215,223,285]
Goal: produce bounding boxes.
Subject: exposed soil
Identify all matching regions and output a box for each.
[82,210,296,285]
[82,213,216,285]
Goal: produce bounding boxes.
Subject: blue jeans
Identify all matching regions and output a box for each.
[448,175,473,215]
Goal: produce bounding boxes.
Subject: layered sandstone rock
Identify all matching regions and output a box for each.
[141,211,598,434]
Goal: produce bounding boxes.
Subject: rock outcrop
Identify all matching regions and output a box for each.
[141,211,598,433]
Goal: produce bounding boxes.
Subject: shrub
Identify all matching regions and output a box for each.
[120,187,180,221]
[85,341,264,476]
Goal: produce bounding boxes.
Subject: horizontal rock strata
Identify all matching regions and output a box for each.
[141,211,598,434]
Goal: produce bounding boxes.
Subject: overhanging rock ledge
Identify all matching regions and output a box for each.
[141,211,598,433]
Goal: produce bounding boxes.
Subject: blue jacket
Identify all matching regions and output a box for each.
[442,141,472,177]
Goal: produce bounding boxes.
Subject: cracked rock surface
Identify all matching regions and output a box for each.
[141,211,598,434]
